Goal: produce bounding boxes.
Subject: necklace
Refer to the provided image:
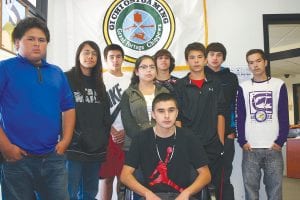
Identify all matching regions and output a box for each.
[153,127,176,164]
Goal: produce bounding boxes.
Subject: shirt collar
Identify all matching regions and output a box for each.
[17,54,48,68]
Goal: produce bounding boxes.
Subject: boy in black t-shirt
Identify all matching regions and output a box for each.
[120,93,211,200]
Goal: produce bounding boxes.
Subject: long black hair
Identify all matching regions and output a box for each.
[73,40,106,101]
[130,55,156,85]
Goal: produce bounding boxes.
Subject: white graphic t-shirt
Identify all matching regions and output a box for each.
[103,71,131,131]
[240,78,283,148]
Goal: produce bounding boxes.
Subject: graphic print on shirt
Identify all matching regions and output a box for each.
[107,83,123,108]
[74,88,99,103]
[249,91,273,122]
[149,146,184,192]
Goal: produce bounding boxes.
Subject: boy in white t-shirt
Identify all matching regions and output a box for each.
[236,49,289,200]
[99,44,131,200]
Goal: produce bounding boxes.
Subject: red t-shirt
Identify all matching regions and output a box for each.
[191,79,205,88]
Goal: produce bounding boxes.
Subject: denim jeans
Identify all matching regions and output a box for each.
[67,160,101,200]
[1,151,68,200]
[242,148,283,200]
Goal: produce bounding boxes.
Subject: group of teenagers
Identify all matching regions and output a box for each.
[0,17,289,200]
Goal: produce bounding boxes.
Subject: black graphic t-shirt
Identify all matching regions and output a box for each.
[125,127,208,193]
[155,75,178,94]
[65,70,111,161]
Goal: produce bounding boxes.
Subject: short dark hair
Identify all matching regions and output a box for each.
[152,93,178,111]
[246,49,266,63]
[103,44,124,59]
[12,17,50,43]
[184,42,206,60]
[153,49,175,72]
[206,42,227,61]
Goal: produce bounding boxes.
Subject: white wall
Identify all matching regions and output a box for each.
[0,49,15,60]
[206,0,300,67]
[275,74,300,125]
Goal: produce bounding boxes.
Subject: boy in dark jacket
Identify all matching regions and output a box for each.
[205,42,239,200]
[174,42,226,200]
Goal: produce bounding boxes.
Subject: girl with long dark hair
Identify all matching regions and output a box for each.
[65,41,110,200]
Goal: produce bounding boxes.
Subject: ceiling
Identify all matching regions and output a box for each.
[269,24,300,77]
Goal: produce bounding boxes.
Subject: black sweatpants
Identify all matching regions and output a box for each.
[222,137,235,200]
[204,137,224,200]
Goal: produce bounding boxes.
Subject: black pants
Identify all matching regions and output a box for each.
[204,137,224,200]
[222,137,235,200]
[140,193,199,200]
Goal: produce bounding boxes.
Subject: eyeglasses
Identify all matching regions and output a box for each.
[138,65,156,70]
[82,51,97,57]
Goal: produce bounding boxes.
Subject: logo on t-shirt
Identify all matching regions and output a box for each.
[249,91,273,122]
[74,89,100,103]
[107,83,123,108]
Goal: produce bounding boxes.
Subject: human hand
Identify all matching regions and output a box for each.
[243,143,252,151]
[271,143,282,151]
[55,139,69,155]
[2,143,27,162]
[111,128,125,144]
[227,133,236,139]
[111,126,118,136]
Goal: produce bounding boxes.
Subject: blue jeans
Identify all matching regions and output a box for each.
[67,160,101,200]
[1,151,68,200]
[242,148,283,200]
